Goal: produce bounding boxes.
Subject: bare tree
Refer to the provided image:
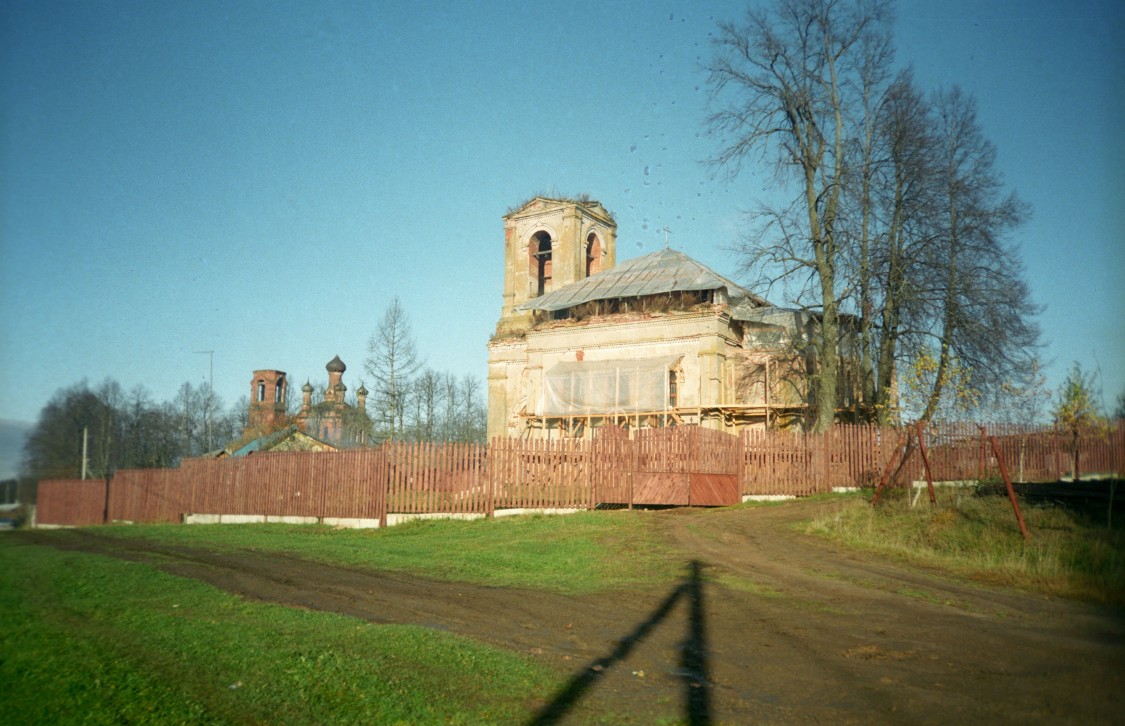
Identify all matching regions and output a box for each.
[458,374,486,443]
[409,367,442,442]
[399,368,485,444]
[866,70,945,423]
[845,16,896,412]
[365,297,422,443]
[440,371,460,442]
[917,86,1039,421]
[92,378,123,475]
[707,0,894,431]
[983,356,1050,424]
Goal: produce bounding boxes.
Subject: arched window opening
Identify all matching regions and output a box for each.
[586,232,602,276]
[275,379,284,403]
[529,231,552,296]
[257,381,266,402]
[668,370,678,409]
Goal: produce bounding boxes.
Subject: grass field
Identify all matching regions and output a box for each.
[806,488,1125,603]
[6,493,1122,723]
[0,544,560,725]
[1,511,680,724]
[93,509,681,595]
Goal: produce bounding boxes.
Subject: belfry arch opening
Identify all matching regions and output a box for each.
[586,232,602,277]
[529,231,552,296]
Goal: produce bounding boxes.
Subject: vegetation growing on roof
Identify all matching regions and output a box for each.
[505,191,612,219]
[529,290,723,327]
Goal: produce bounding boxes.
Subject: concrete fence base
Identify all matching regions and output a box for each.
[176,508,587,529]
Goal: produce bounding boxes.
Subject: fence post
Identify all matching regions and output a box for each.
[871,429,907,507]
[103,474,112,524]
[822,427,831,494]
[914,421,936,506]
[487,440,496,518]
[628,435,635,510]
[588,437,596,511]
[378,446,388,529]
[1073,432,1082,482]
[989,435,1030,540]
[979,427,986,480]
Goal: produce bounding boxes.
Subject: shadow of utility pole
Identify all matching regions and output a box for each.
[528,560,712,725]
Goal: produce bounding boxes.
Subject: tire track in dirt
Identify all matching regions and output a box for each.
[14,500,1125,724]
[660,501,1125,723]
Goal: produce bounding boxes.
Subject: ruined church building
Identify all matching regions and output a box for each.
[487,196,853,440]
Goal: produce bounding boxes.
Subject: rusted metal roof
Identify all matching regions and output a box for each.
[517,248,768,313]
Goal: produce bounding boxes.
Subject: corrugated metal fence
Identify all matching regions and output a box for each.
[35,422,1124,526]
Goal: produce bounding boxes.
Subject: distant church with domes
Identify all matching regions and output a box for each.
[239,355,372,452]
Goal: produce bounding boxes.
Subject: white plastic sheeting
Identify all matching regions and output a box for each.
[538,356,682,416]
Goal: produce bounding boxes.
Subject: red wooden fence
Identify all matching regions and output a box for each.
[35,422,1124,526]
[37,479,108,526]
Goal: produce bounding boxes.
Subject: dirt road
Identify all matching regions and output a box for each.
[21,500,1124,724]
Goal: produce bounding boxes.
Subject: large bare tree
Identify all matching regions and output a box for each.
[845,16,896,412]
[866,70,944,423]
[707,0,893,431]
[918,86,1038,422]
[365,297,422,442]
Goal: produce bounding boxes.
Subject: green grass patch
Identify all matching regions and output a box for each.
[0,540,559,724]
[806,489,1125,604]
[91,510,679,595]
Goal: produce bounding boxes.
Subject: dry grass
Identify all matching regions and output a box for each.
[806,487,1125,604]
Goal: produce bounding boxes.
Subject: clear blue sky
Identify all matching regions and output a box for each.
[1,0,1122,434]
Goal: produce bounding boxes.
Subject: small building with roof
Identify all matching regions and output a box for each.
[225,425,338,457]
[487,196,861,439]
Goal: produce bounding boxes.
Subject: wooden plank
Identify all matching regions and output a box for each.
[632,472,689,505]
[688,473,739,506]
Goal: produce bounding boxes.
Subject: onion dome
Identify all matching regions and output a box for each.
[356,383,368,396]
[326,355,346,373]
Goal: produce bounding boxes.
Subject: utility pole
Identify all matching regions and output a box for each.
[81,427,88,480]
[194,350,215,451]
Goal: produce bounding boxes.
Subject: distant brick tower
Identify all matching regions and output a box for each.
[247,369,287,435]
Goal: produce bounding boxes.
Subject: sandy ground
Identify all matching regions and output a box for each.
[17,500,1125,724]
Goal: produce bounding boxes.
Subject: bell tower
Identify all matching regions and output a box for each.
[496,196,616,334]
[246,369,287,435]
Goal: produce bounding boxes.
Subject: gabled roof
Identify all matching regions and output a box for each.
[228,426,337,457]
[503,196,614,223]
[517,248,768,313]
